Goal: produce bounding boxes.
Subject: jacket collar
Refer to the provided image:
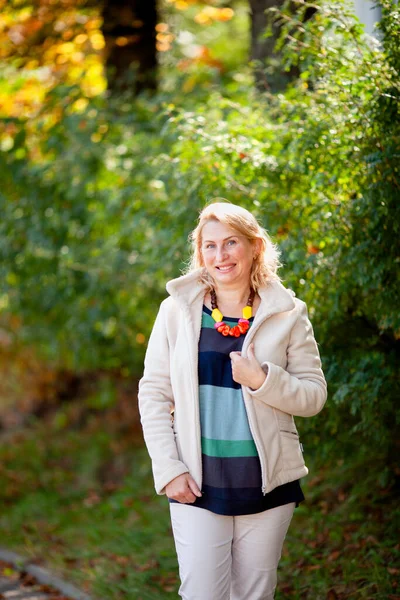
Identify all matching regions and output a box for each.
[166,268,296,317]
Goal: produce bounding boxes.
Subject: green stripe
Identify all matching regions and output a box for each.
[201,437,258,458]
[202,312,250,329]
[202,312,218,329]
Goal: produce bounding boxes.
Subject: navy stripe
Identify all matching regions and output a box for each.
[198,327,247,355]
[199,481,304,504]
[169,481,305,516]
[201,455,262,488]
[198,351,242,389]
[201,483,264,501]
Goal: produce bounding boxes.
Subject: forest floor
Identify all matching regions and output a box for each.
[0,396,399,600]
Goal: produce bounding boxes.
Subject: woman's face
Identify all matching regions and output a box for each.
[200,220,257,289]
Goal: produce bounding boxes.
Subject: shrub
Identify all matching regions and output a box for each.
[0,0,398,479]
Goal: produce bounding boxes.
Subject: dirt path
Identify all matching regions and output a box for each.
[0,555,91,600]
[0,568,68,600]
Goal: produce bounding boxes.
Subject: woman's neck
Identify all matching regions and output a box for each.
[212,283,251,307]
[205,283,260,319]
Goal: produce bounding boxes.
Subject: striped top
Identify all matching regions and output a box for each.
[170,304,304,515]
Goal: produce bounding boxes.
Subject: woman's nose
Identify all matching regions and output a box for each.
[216,245,228,262]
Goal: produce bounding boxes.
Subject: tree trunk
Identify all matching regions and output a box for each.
[101,0,157,95]
[249,0,316,92]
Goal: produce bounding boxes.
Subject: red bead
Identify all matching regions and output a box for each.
[228,326,240,337]
[214,316,250,337]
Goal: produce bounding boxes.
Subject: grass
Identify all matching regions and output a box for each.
[277,469,400,599]
[0,401,398,599]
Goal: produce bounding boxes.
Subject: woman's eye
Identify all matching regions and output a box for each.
[227,240,237,246]
[205,244,215,249]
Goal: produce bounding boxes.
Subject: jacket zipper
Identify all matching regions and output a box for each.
[241,308,276,496]
[184,306,203,492]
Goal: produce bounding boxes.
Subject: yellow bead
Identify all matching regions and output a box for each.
[211,308,223,322]
[242,306,252,319]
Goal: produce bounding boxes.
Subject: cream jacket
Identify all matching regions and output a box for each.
[138,268,327,496]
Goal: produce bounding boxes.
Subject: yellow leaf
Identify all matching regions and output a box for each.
[57,42,75,54]
[90,33,105,50]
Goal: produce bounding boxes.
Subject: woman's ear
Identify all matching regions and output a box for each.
[253,238,262,259]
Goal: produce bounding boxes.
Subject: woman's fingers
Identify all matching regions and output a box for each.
[247,342,255,358]
[187,475,202,498]
[166,473,200,503]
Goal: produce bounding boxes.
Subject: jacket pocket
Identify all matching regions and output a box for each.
[279,429,305,472]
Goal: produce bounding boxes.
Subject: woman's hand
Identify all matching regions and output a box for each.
[230,343,267,390]
[165,473,202,503]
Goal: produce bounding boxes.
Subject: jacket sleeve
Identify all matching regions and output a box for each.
[138,300,189,494]
[245,300,327,417]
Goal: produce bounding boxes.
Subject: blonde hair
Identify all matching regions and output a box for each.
[186,200,282,290]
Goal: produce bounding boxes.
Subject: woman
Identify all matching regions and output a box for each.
[138,201,327,600]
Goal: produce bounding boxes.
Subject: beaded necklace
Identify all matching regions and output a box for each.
[210,288,255,337]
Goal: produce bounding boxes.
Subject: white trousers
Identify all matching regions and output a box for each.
[169,502,295,600]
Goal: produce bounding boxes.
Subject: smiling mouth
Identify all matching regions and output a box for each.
[216,264,236,272]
